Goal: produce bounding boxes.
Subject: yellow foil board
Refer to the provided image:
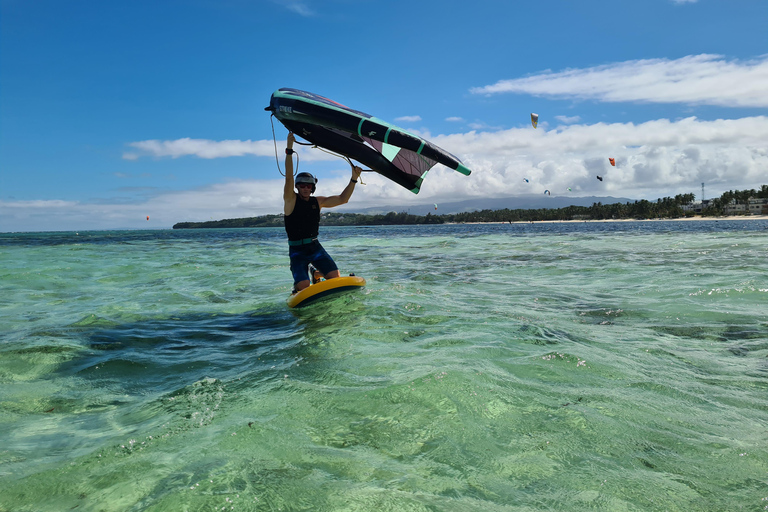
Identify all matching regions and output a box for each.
[286,275,366,308]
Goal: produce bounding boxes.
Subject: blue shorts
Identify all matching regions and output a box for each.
[289,240,338,285]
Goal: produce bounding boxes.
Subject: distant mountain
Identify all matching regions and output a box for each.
[344,195,637,216]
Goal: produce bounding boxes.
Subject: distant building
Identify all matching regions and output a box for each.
[682,199,711,214]
[718,197,768,215]
[748,198,768,215]
[724,200,747,215]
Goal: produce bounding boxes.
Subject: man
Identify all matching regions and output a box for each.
[284,132,363,293]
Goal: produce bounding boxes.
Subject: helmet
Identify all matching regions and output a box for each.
[295,172,317,193]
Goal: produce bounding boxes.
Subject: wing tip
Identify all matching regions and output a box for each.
[456,163,472,176]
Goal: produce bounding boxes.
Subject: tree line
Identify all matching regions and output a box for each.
[173,186,766,229]
[706,185,768,212]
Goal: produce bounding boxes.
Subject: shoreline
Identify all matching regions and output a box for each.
[459,215,768,225]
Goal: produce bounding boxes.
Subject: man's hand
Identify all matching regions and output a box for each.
[287,132,295,151]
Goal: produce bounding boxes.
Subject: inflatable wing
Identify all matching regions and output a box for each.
[531,113,538,129]
[266,88,471,194]
[609,157,616,166]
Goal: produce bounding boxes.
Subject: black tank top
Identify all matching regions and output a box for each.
[285,196,320,241]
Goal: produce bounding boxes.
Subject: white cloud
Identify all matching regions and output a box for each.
[420,116,768,202]
[395,115,422,123]
[0,181,288,233]
[123,137,337,162]
[124,138,272,159]
[467,121,504,131]
[446,116,464,122]
[5,116,768,231]
[2,199,79,209]
[275,1,314,16]
[555,115,581,124]
[470,54,768,108]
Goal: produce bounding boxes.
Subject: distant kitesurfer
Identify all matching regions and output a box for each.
[284,132,363,293]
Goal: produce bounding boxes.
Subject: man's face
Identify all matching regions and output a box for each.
[297,183,313,199]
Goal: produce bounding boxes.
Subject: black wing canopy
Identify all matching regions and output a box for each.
[267,88,471,194]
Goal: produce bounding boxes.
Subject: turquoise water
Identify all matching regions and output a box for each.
[1,221,767,511]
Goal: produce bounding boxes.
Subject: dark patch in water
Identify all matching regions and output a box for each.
[576,307,626,325]
[48,308,305,398]
[516,323,591,346]
[654,324,767,351]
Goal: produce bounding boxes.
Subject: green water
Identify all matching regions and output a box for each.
[1,222,767,511]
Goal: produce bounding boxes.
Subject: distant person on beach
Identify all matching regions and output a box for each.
[283,132,363,293]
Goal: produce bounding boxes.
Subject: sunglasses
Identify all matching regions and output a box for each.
[297,183,313,189]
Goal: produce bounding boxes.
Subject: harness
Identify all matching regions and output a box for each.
[288,238,318,246]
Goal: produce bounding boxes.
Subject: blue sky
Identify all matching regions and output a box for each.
[1,0,767,231]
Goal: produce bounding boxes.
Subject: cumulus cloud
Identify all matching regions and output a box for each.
[124,138,273,159]
[555,115,581,124]
[446,117,465,122]
[123,137,337,162]
[2,199,79,209]
[395,115,422,123]
[419,116,768,202]
[120,115,768,212]
[470,54,768,108]
[0,180,288,233]
[5,116,768,231]
[467,121,504,131]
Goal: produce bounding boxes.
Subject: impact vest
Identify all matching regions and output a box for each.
[285,196,320,241]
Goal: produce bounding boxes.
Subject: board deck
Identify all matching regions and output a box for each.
[286,275,366,308]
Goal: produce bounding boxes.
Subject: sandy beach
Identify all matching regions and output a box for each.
[502,215,768,224]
